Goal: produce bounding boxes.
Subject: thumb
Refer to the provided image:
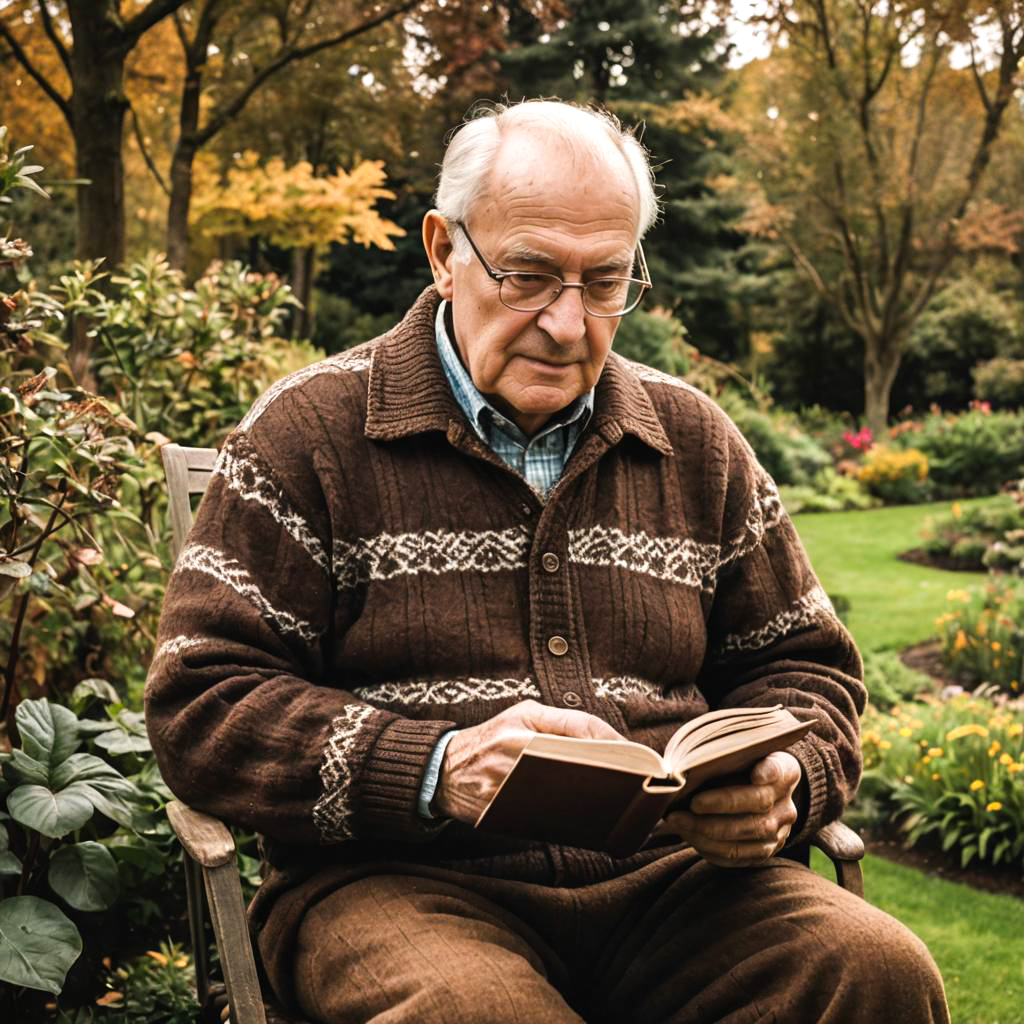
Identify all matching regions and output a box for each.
[751,753,782,785]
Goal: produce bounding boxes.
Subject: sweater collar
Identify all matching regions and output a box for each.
[364,285,673,457]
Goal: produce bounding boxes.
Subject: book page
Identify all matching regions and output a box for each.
[662,705,782,763]
[523,733,668,777]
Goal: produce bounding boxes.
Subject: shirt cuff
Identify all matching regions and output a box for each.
[417,729,459,819]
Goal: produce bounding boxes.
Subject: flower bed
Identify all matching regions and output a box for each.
[858,693,1024,870]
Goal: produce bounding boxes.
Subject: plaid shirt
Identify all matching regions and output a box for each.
[435,302,593,497]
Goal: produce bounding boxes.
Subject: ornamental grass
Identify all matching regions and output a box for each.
[859,693,1024,869]
[934,578,1024,695]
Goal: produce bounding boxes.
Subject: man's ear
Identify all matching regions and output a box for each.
[423,211,455,300]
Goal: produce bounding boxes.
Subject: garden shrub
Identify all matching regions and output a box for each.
[612,308,690,378]
[919,495,1024,571]
[897,278,1019,410]
[858,693,1024,870]
[720,399,832,487]
[972,357,1024,410]
[779,467,879,514]
[863,651,933,712]
[894,407,1024,496]
[311,290,394,355]
[935,579,1024,696]
[855,446,930,504]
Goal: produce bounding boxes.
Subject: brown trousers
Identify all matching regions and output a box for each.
[292,848,948,1024]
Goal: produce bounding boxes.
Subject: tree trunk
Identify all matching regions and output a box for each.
[65,1,130,382]
[166,138,197,271]
[863,337,902,438]
[290,246,315,339]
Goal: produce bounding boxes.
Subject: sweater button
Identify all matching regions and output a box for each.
[562,691,582,708]
[547,635,569,656]
[541,552,560,572]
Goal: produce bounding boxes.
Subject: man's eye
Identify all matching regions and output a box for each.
[507,273,549,286]
[588,279,622,296]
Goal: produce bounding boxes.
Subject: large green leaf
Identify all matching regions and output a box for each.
[48,842,119,912]
[78,785,137,829]
[0,896,82,994]
[0,851,22,877]
[7,782,94,838]
[16,699,80,769]
[50,752,130,791]
[7,749,50,786]
[93,710,151,756]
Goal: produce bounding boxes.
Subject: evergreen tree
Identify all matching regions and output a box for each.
[499,1,751,361]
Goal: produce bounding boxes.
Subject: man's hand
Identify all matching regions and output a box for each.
[661,751,802,867]
[434,699,623,824]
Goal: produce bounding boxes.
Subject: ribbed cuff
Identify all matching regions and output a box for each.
[358,717,459,842]
[785,736,830,847]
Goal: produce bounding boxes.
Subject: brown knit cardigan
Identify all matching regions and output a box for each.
[145,285,865,1010]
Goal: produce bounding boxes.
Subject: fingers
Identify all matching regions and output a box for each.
[512,699,624,741]
[690,783,778,815]
[751,751,802,791]
[669,807,794,843]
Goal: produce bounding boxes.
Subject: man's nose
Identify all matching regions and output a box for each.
[536,285,587,345]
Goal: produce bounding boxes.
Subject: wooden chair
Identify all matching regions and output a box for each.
[158,442,867,1024]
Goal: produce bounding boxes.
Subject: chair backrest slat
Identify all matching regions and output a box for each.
[161,443,218,562]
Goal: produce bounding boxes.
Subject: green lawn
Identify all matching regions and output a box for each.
[812,850,1024,1024]
[792,500,991,653]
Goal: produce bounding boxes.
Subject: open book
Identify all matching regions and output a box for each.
[475,705,813,857]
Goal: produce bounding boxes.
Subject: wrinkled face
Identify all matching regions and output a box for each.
[424,130,640,435]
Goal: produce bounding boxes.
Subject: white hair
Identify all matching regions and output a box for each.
[435,99,659,256]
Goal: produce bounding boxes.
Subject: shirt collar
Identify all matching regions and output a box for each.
[434,300,594,446]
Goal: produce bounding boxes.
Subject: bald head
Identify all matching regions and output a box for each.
[435,100,658,246]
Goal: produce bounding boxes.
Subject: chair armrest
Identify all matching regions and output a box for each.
[810,820,865,862]
[167,800,237,868]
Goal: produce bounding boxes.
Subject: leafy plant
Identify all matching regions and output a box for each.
[0,698,145,1005]
[857,692,1024,870]
[918,495,1024,572]
[863,651,933,713]
[935,579,1024,696]
[894,407,1024,497]
[780,466,879,515]
[86,940,198,1023]
[855,445,930,505]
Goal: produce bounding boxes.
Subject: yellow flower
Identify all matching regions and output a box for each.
[946,724,989,742]
[931,773,940,781]
[174,956,188,969]
[146,950,169,967]
[947,587,968,602]
[969,779,985,791]
[989,741,1002,756]
[922,755,931,764]
[899,726,913,738]
[953,629,968,652]
[880,739,892,750]
[919,739,929,748]
[999,752,1013,766]
[951,502,962,519]
[985,801,1003,812]
[991,641,1002,652]
[1008,723,1023,737]
[977,618,988,637]
[1009,762,1023,774]
[928,747,943,758]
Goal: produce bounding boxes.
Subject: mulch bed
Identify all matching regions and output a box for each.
[897,547,983,573]
[898,640,962,689]
[863,827,1024,901]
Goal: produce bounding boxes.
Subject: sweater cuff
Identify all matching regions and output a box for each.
[358,717,459,841]
[785,737,830,847]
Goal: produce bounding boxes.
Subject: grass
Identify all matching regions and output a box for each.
[792,499,992,653]
[811,849,1024,1024]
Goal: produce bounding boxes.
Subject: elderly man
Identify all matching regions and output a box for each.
[146,100,947,1023]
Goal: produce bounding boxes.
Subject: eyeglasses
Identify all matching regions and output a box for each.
[455,221,651,317]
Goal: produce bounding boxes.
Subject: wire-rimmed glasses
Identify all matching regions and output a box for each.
[455,221,651,317]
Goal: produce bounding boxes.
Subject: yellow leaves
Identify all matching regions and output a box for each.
[191,152,406,253]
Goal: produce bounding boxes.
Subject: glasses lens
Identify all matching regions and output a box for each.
[584,278,647,316]
[499,273,563,311]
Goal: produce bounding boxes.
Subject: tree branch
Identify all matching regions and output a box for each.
[129,103,170,196]
[121,0,190,46]
[193,0,421,147]
[36,0,71,76]
[0,17,72,126]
